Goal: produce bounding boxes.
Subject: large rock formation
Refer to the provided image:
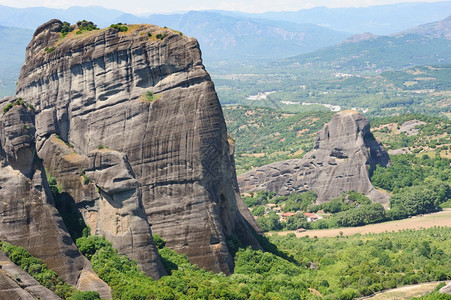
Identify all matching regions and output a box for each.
[0,102,111,298]
[10,19,259,277]
[238,110,390,203]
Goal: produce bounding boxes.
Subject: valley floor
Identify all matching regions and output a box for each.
[270,209,451,238]
[363,281,450,299]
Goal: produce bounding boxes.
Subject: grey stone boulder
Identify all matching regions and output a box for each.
[0,250,61,300]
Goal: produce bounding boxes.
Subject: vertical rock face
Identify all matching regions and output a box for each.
[0,104,84,285]
[15,19,259,275]
[238,110,391,204]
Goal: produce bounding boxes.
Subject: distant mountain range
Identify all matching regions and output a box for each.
[275,16,451,72]
[0,2,450,97]
[113,11,350,66]
[228,1,451,35]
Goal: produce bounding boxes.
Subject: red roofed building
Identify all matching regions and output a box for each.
[281,212,296,222]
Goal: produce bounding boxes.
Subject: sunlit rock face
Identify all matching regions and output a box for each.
[238,110,391,204]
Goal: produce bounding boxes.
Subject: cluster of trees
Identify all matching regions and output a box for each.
[372,154,450,218]
[252,191,393,232]
[2,97,35,114]
[370,114,450,150]
[75,20,99,34]
[110,23,128,32]
[60,21,74,37]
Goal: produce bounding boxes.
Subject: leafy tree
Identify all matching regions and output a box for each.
[252,206,265,216]
[152,234,166,249]
[257,211,282,231]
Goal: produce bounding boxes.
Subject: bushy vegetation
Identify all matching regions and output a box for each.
[44,46,55,53]
[156,33,166,40]
[140,91,162,102]
[110,23,128,32]
[0,241,99,299]
[370,114,451,150]
[267,227,451,297]
[415,282,451,299]
[60,21,74,37]
[75,20,99,34]
[372,153,450,218]
[2,97,35,114]
[76,234,254,299]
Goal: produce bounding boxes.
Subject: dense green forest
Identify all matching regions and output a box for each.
[3,227,451,299]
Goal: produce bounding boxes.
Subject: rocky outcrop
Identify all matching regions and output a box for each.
[238,110,390,204]
[0,103,110,299]
[0,250,60,300]
[14,19,259,276]
[0,104,84,285]
[439,282,451,295]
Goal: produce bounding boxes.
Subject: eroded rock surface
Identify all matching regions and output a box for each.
[0,104,84,285]
[0,250,61,300]
[15,19,259,275]
[238,110,390,204]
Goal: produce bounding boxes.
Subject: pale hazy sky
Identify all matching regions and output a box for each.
[0,0,448,14]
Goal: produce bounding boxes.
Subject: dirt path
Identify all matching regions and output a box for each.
[270,209,451,238]
[363,281,449,299]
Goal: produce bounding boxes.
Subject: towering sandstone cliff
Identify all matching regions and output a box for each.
[3,19,259,283]
[238,110,391,203]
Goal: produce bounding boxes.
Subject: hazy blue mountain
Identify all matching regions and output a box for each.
[275,16,451,72]
[0,5,124,29]
[113,11,350,67]
[228,1,451,35]
[0,25,33,96]
[399,15,451,38]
